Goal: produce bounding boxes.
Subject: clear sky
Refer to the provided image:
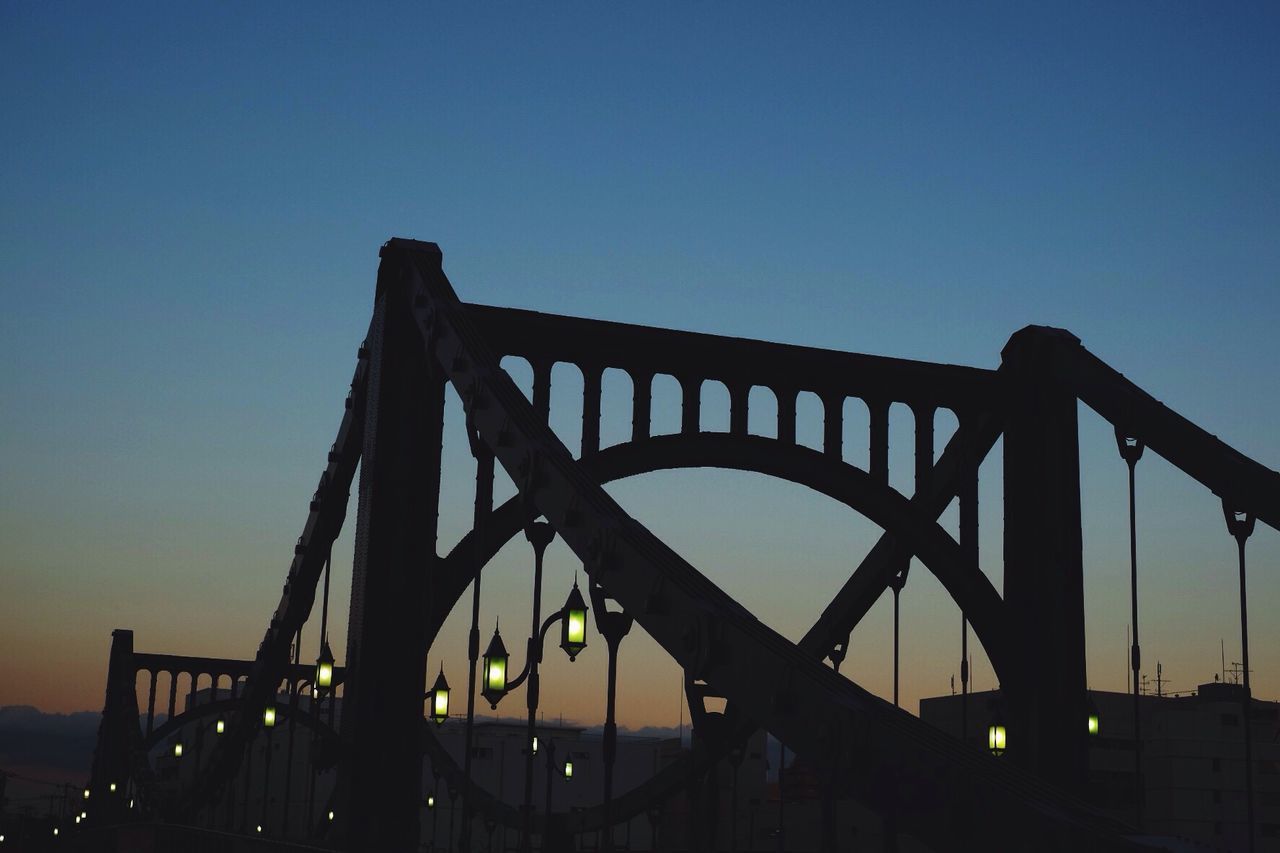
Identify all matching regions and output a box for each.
[2,2,1278,732]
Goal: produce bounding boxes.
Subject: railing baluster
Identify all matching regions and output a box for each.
[777,389,797,444]
[631,371,652,442]
[681,377,702,434]
[822,392,844,458]
[729,383,749,436]
[581,364,602,457]
[914,405,936,496]
[146,671,157,735]
[868,398,889,485]
[531,359,552,422]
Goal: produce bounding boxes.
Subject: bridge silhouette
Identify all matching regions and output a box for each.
[74,239,1277,852]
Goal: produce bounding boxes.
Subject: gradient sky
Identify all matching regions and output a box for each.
[2,2,1278,733]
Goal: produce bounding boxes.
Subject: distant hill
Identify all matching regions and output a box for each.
[0,706,99,774]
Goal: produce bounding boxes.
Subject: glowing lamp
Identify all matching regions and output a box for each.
[564,759,574,780]
[173,742,183,758]
[987,723,1006,756]
[532,735,539,755]
[83,789,90,800]
[328,811,335,821]
[427,795,435,809]
[263,705,277,728]
[109,783,117,792]
[216,719,225,734]
[481,628,509,708]
[560,583,589,660]
[1087,696,1100,736]
[429,666,450,725]
[315,640,335,691]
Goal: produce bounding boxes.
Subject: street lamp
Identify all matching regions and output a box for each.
[564,759,574,780]
[263,705,277,728]
[560,582,588,660]
[173,741,183,758]
[987,718,1007,757]
[429,666,450,725]
[1087,697,1100,736]
[481,628,509,708]
[315,640,335,691]
[215,719,225,734]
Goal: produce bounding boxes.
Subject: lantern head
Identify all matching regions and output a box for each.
[559,582,589,660]
[263,705,277,728]
[1087,696,1100,736]
[987,723,1007,756]
[481,627,509,708]
[564,759,574,780]
[173,741,183,758]
[216,719,225,734]
[429,666,450,725]
[316,640,335,691]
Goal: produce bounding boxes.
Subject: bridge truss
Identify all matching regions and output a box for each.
[84,239,1279,852]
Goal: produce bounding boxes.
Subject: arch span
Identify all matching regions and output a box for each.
[420,430,1010,832]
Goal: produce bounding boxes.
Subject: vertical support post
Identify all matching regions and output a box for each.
[776,389,797,445]
[531,360,552,423]
[821,392,843,458]
[680,377,702,435]
[728,383,749,436]
[1000,327,1088,794]
[868,399,889,485]
[913,404,934,496]
[631,371,652,442]
[146,672,157,735]
[581,365,602,457]
[335,243,446,850]
[958,419,979,746]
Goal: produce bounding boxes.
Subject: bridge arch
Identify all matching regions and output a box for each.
[420,429,1010,832]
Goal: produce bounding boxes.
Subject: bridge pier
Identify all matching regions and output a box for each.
[1001,326,1089,796]
[334,244,446,850]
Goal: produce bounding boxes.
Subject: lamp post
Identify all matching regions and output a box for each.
[588,579,633,853]
[481,574,589,853]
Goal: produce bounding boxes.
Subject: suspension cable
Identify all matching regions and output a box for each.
[1114,427,1144,829]
[1223,501,1257,853]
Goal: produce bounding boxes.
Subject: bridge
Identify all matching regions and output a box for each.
[73,239,1277,852]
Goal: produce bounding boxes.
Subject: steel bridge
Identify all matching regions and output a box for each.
[78,239,1278,852]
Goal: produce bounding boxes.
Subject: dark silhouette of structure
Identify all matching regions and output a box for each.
[80,239,1278,852]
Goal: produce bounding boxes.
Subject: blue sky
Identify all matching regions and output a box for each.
[1,2,1277,725]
